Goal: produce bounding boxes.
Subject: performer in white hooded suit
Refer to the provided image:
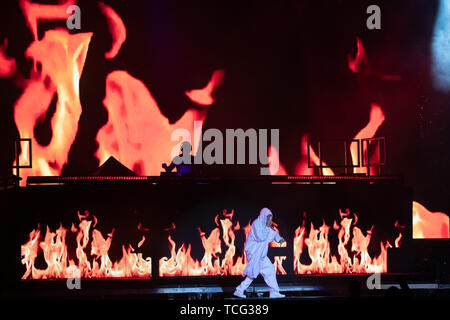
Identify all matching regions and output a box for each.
[234,208,286,298]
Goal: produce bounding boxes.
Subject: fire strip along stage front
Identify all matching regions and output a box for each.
[1,175,413,298]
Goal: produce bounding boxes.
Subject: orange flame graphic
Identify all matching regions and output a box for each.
[158,210,288,276]
[13,29,92,182]
[0,39,16,77]
[413,201,449,239]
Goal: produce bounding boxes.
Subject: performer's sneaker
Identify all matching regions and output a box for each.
[269,291,286,298]
[233,290,246,298]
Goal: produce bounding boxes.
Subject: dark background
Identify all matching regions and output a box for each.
[0,0,448,215]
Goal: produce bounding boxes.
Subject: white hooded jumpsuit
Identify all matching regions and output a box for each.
[235,208,283,295]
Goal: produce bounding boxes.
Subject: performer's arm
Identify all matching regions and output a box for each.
[162,160,176,172]
[271,228,285,243]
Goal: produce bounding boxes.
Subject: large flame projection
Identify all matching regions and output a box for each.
[413,201,450,239]
[12,0,223,180]
[95,71,208,176]
[21,212,152,279]
[159,210,256,276]
[98,1,126,60]
[301,104,448,238]
[287,38,448,238]
[5,0,449,282]
[294,209,401,274]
